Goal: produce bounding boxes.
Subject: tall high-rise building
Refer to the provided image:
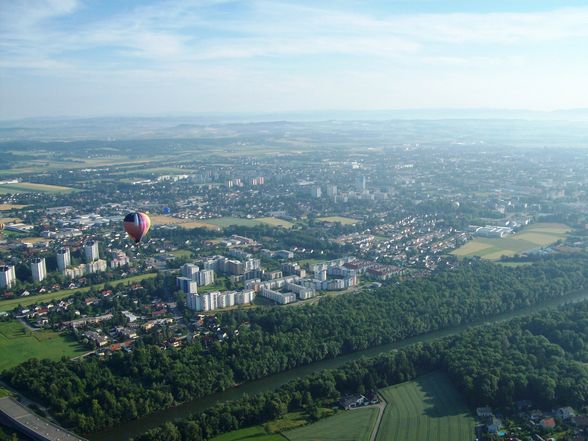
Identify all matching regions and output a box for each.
[356,175,366,192]
[56,247,71,271]
[309,185,322,198]
[326,184,338,198]
[197,269,215,286]
[84,240,100,262]
[177,276,198,294]
[31,257,47,283]
[0,265,16,288]
[181,263,200,280]
[186,292,201,310]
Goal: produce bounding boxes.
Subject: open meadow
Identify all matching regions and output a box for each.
[284,408,378,441]
[317,216,359,225]
[0,182,78,194]
[210,426,286,441]
[451,223,570,260]
[0,320,87,371]
[375,372,474,441]
[0,204,27,210]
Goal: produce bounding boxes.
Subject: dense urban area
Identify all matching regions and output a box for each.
[1,119,588,441]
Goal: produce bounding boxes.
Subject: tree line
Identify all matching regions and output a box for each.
[135,301,588,441]
[3,256,588,433]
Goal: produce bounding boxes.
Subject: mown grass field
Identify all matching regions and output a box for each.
[206,217,293,229]
[210,426,286,441]
[0,204,27,210]
[376,372,474,441]
[451,223,570,260]
[285,408,378,441]
[0,182,78,194]
[256,217,294,228]
[0,273,157,312]
[0,320,87,372]
[150,215,221,231]
[317,216,359,225]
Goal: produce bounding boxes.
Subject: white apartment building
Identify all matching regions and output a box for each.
[31,257,47,283]
[56,247,71,271]
[0,265,16,289]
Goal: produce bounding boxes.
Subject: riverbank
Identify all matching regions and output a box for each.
[88,287,588,441]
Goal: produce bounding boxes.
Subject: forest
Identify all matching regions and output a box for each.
[135,302,588,441]
[3,256,588,433]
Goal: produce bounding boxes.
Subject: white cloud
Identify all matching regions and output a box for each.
[1,1,588,116]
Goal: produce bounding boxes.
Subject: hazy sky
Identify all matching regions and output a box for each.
[1,0,588,119]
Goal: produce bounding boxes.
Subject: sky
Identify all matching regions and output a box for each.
[1,0,588,119]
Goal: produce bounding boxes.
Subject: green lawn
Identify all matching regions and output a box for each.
[170,249,192,258]
[257,217,294,229]
[210,426,286,441]
[0,320,87,372]
[206,217,265,228]
[0,182,78,194]
[376,372,475,441]
[451,222,570,260]
[205,217,292,229]
[284,408,378,441]
[0,273,157,312]
[317,216,359,225]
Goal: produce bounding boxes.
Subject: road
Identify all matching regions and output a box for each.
[369,395,386,441]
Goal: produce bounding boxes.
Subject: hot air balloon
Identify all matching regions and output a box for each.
[162,207,171,215]
[123,212,151,243]
[0,223,4,231]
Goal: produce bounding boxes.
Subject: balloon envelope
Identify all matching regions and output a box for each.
[124,212,151,243]
[0,223,4,231]
[162,207,171,214]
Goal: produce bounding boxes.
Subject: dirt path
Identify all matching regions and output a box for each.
[369,395,386,441]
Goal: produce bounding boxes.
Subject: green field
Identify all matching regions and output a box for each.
[0,182,78,194]
[376,372,474,441]
[0,320,87,371]
[206,217,292,229]
[257,217,294,229]
[210,426,286,441]
[451,223,570,260]
[285,408,378,441]
[317,216,359,225]
[0,273,157,312]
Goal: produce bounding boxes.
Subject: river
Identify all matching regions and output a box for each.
[88,289,588,441]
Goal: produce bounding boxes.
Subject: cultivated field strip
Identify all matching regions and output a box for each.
[375,372,475,441]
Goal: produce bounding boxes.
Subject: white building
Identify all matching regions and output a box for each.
[235,289,255,304]
[56,247,71,271]
[84,240,100,262]
[86,259,107,274]
[0,265,16,289]
[177,276,198,294]
[326,184,338,198]
[186,292,201,311]
[110,250,130,268]
[259,287,296,304]
[181,263,200,280]
[197,269,215,286]
[285,282,315,300]
[309,185,322,198]
[31,257,47,283]
[65,264,87,279]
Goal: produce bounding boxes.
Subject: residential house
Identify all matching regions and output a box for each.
[340,395,368,410]
[540,417,556,430]
[556,407,576,420]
